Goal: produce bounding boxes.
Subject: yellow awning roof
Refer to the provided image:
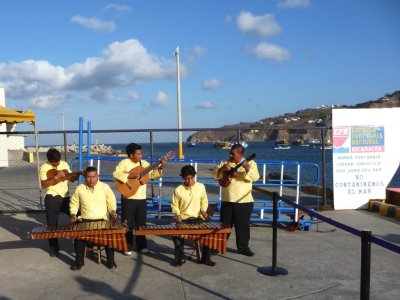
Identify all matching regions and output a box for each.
[0,105,35,124]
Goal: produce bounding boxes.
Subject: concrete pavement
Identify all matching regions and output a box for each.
[0,210,399,300]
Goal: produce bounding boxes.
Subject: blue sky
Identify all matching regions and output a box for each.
[0,0,399,131]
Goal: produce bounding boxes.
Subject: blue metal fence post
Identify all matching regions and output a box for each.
[360,230,371,300]
[78,117,83,184]
[257,192,288,276]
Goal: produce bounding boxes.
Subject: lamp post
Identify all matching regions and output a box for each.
[61,111,65,131]
[174,46,184,159]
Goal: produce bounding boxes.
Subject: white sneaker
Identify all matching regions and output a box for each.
[124,251,132,256]
[140,248,149,254]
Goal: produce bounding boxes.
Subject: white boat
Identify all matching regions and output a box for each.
[274,140,291,150]
[187,142,196,147]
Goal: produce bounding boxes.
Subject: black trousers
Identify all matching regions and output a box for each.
[172,218,211,262]
[121,197,147,251]
[74,239,114,265]
[44,194,70,251]
[220,201,254,252]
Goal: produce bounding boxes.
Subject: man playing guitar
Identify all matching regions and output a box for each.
[113,143,167,255]
[39,148,80,257]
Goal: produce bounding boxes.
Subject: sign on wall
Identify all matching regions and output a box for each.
[332,108,400,209]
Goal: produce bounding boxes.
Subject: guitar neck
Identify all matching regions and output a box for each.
[140,160,161,177]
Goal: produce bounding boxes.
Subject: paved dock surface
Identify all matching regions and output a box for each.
[1,210,399,300]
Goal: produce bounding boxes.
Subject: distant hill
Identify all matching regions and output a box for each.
[188,90,400,143]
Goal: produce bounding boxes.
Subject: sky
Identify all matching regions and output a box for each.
[0,0,399,131]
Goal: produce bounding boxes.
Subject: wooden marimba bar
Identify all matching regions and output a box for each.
[135,222,231,254]
[29,220,128,253]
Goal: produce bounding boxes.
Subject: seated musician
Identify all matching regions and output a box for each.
[69,166,118,270]
[39,148,80,257]
[171,165,215,267]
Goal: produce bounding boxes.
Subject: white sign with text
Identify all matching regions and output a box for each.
[332,108,400,209]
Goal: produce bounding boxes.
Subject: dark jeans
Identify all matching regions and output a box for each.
[44,194,70,251]
[121,197,147,251]
[172,218,212,262]
[220,201,254,252]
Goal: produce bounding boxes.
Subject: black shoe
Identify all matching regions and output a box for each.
[201,259,216,266]
[49,249,58,257]
[173,258,186,267]
[238,249,255,257]
[70,262,84,271]
[106,261,117,269]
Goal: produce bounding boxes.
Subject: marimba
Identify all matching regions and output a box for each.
[135,222,231,255]
[29,220,128,253]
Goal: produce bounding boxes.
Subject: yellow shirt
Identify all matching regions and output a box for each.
[39,161,71,197]
[69,181,116,220]
[211,160,260,203]
[113,158,162,200]
[171,182,208,220]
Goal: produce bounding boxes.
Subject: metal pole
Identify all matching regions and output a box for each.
[257,192,288,276]
[360,230,371,300]
[63,131,68,162]
[174,46,184,159]
[150,130,155,198]
[321,127,327,207]
[78,117,83,184]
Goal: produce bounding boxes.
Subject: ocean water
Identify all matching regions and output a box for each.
[110,141,333,189]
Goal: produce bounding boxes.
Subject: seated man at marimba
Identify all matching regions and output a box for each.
[69,166,118,271]
[171,165,215,267]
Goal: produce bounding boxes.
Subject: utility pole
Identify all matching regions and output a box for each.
[174,46,184,159]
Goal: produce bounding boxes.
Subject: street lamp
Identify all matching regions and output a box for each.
[174,46,184,159]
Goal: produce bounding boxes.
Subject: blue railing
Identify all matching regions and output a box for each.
[70,155,320,229]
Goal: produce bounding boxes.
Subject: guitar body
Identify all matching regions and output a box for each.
[115,166,150,198]
[46,169,69,184]
[115,151,176,198]
[218,171,237,188]
[218,153,256,188]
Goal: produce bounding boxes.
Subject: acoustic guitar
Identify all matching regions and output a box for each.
[115,151,176,198]
[218,153,256,188]
[46,169,83,185]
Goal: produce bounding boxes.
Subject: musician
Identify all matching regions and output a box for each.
[113,143,166,255]
[39,148,80,257]
[69,166,118,270]
[211,143,260,256]
[171,165,215,266]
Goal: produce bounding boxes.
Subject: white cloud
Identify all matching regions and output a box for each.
[278,0,311,9]
[71,15,116,33]
[104,4,133,12]
[150,91,170,107]
[0,39,178,108]
[27,94,66,109]
[202,78,222,90]
[127,91,139,101]
[237,11,281,38]
[195,101,216,109]
[246,42,291,62]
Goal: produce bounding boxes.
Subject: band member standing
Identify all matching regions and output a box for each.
[39,148,80,257]
[171,165,215,266]
[69,166,118,270]
[113,143,166,255]
[211,143,260,256]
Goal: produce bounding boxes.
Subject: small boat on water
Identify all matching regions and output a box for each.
[213,141,231,149]
[292,139,309,147]
[187,142,196,147]
[274,140,291,150]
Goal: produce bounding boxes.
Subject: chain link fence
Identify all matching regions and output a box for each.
[0,127,331,212]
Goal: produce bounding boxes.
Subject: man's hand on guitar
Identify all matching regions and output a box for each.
[127,171,141,180]
[242,160,250,172]
[175,215,182,223]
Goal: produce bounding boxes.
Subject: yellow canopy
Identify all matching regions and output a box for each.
[0,105,35,124]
